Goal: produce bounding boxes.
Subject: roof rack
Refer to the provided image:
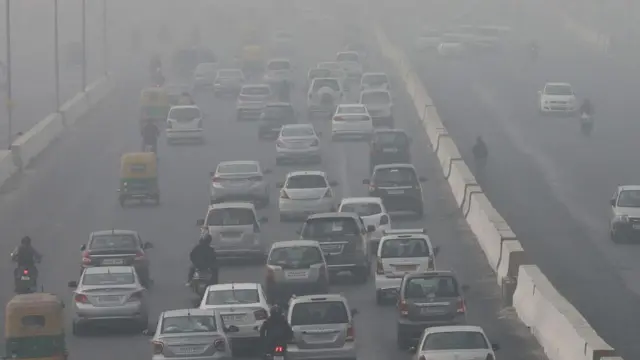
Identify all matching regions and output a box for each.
[382,228,427,236]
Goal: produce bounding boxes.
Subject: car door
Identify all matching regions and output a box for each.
[357,217,369,255]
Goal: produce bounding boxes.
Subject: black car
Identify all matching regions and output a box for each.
[363,164,426,217]
[369,129,411,173]
[172,48,217,78]
[258,103,296,139]
[299,213,374,283]
[396,271,469,349]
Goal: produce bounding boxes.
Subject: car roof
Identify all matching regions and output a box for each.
[381,232,431,243]
[426,325,485,334]
[83,265,136,275]
[205,282,260,291]
[218,160,259,167]
[318,61,339,65]
[312,77,339,83]
[363,72,387,77]
[307,212,359,220]
[208,202,256,210]
[242,84,270,89]
[217,68,242,74]
[271,239,320,249]
[404,270,456,280]
[290,293,347,304]
[309,68,330,73]
[337,51,358,55]
[618,185,640,191]
[282,124,313,130]
[545,82,572,87]
[169,105,199,110]
[91,229,138,237]
[360,89,390,95]
[340,197,383,205]
[268,58,291,63]
[287,170,326,177]
[338,104,366,109]
[374,128,406,134]
[265,102,293,107]
[163,308,217,318]
[373,163,416,171]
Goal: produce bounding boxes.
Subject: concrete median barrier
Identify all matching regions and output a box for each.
[10,113,64,170]
[446,159,478,207]
[85,74,114,108]
[60,92,89,127]
[0,150,17,187]
[514,265,617,360]
[435,136,461,176]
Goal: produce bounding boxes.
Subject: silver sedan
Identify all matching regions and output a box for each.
[276,124,322,165]
[210,160,272,207]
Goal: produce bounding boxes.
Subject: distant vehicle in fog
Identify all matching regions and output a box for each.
[538,82,577,115]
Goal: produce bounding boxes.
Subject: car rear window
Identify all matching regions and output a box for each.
[169,107,201,122]
[217,163,259,174]
[422,331,488,351]
[82,272,135,286]
[361,91,390,104]
[301,218,360,240]
[269,246,323,267]
[363,74,388,86]
[267,61,291,71]
[618,190,640,207]
[161,316,217,334]
[89,235,138,250]
[286,175,327,189]
[336,52,359,62]
[544,84,572,96]
[373,167,417,186]
[340,203,382,216]
[381,238,430,258]
[290,301,348,326]
[337,106,366,114]
[374,132,408,145]
[312,79,340,92]
[405,276,459,299]
[206,208,256,226]
[242,86,270,96]
[206,289,259,305]
[309,69,330,79]
[281,126,314,137]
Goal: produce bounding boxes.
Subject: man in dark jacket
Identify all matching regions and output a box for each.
[260,305,293,357]
[11,236,42,281]
[186,234,218,285]
[141,119,160,153]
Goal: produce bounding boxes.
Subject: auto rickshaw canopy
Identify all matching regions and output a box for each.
[120,152,158,179]
[5,293,64,337]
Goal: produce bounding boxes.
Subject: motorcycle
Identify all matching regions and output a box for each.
[579,112,593,136]
[14,266,37,294]
[190,268,215,298]
[266,345,286,360]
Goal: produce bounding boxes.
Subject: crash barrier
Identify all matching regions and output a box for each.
[373,23,624,360]
[10,113,64,170]
[0,150,17,186]
[514,265,616,360]
[60,92,88,127]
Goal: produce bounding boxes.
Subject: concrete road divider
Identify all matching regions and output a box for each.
[514,265,617,360]
[435,136,461,176]
[0,150,17,187]
[85,74,114,108]
[10,113,64,170]
[60,93,89,127]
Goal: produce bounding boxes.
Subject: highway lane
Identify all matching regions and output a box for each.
[0,5,545,360]
[383,1,640,358]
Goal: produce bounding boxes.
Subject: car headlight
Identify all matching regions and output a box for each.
[615,214,630,223]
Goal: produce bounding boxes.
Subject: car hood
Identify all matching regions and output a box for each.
[283,188,327,200]
[614,206,640,218]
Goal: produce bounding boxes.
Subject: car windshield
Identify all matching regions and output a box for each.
[336,53,359,62]
[169,107,201,122]
[361,91,390,104]
[218,70,242,78]
[290,301,349,326]
[405,276,459,298]
[207,208,255,226]
[82,272,135,286]
[217,163,259,174]
[301,218,360,240]
[312,79,339,92]
[282,126,314,137]
[286,175,327,189]
[90,235,138,250]
[206,289,259,305]
[422,331,488,351]
[161,316,217,334]
[617,190,640,207]
[242,87,270,96]
[373,168,417,186]
[381,238,430,258]
[340,202,382,216]
[309,69,330,79]
[268,61,290,71]
[263,106,294,120]
[269,246,324,267]
[337,106,366,114]
[374,132,408,146]
[363,74,388,86]
[545,85,572,96]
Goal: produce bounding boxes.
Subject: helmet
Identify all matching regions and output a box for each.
[21,236,31,246]
[270,304,283,316]
[199,234,212,246]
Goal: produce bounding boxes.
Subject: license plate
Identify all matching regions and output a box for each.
[633,224,640,230]
[222,314,246,323]
[98,295,121,303]
[285,270,309,279]
[383,148,398,153]
[274,356,284,360]
[394,265,416,272]
[20,276,30,281]
[321,244,342,253]
[177,347,200,354]
[102,259,124,265]
[387,190,404,195]
[420,307,442,315]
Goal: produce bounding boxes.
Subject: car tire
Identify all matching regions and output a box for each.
[119,196,126,208]
[376,290,384,306]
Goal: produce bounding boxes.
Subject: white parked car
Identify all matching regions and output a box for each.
[331,104,373,141]
[192,62,218,91]
[338,197,391,252]
[538,82,577,115]
[199,283,270,347]
[277,171,338,221]
[360,72,389,92]
[166,105,204,143]
[414,325,500,360]
[359,89,394,128]
[374,228,438,305]
[237,84,272,121]
[276,124,322,165]
[307,78,344,118]
[264,58,293,85]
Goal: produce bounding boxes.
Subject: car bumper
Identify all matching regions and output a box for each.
[212,243,266,258]
[74,303,147,323]
[277,146,321,159]
[166,129,204,141]
[331,126,373,137]
[153,354,231,360]
[210,189,266,203]
[279,198,334,218]
[288,342,356,360]
[539,105,576,114]
[612,222,640,239]
[375,274,402,292]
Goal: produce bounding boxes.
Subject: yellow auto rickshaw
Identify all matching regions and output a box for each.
[118,152,159,207]
[4,293,67,360]
[241,45,264,76]
[140,87,170,128]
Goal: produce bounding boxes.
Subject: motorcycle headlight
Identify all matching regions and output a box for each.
[615,214,630,223]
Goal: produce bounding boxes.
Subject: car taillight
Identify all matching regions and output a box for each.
[134,251,145,261]
[274,346,284,353]
[399,299,409,317]
[152,341,164,355]
[345,324,355,341]
[368,184,376,192]
[310,139,319,146]
[212,177,221,185]
[280,190,290,199]
[213,339,226,352]
[254,308,268,320]
[323,189,332,198]
[128,291,144,302]
[276,140,286,148]
[266,267,275,282]
[23,269,29,275]
[379,214,389,225]
[81,251,91,265]
[197,119,203,128]
[333,116,343,121]
[249,176,263,181]
[74,294,89,304]
[457,297,466,313]
[376,258,384,275]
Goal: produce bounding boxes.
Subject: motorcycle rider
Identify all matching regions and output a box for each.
[11,236,42,284]
[141,119,160,153]
[579,98,594,117]
[472,136,488,172]
[186,234,219,286]
[259,305,293,358]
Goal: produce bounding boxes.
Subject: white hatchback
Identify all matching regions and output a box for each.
[199,283,270,346]
[166,105,204,143]
[277,171,338,221]
[338,197,391,252]
[415,325,500,360]
[331,104,373,141]
[538,82,577,115]
[360,72,389,92]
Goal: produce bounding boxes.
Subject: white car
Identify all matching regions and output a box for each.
[331,104,373,141]
[192,62,218,91]
[307,78,344,118]
[237,84,272,121]
[277,171,338,221]
[414,325,500,360]
[199,283,270,346]
[338,197,390,252]
[214,68,245,95]
[264,58,293,85]
[166,105,204,143]
[374,228,438,305]
[609,185,640,243]
[359,89,394,128]
[276,124,321,165]
[538,82,577,115]
[336,51,363,80]
[437,42,465,56]
[415,29,441,51]
[360,72,389,92]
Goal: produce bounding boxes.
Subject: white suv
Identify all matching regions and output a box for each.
[307,78,344,118]
[538,82,577,115]
[287,294,358,360]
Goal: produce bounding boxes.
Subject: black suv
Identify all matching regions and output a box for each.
[369,129,411,174]
[258,102,297,139]
[363,164,426,217]
[396,271,469,349]
[299,212,374,283]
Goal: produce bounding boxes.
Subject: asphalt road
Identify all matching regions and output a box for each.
[0,3,545,360]
[383,0,640,358]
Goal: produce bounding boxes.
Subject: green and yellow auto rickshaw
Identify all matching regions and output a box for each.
[118,152,159,207]
[241,45,264,77]
[4,293,67,360]
[139,87,170,129]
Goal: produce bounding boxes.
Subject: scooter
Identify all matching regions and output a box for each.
[190,268,215,299]
[265,345,286,360]
[14,267,37,294]
[579,112,593,136]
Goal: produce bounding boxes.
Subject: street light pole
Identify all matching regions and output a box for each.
[81,0,87,90]
[102,0,107,75]
[54,0,60,109]
[5,0,12,146]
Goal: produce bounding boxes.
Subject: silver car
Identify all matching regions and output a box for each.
[276,124,321,165]
[214,69,245,95]
[193,63,218,91]
[68,265,149,334]
[209,160,271,206]
[264,58,293,86]
[236,84,272,121]
[359,89,394,128]
[287,294,358,360]
[146,308,236,360]
[360,72,389,92]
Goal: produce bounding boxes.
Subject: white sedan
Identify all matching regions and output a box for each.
[331,104,373,141]
[338,197,391,252]
[166,105,204,143]
[276,124,322,165]
[277,171,338,221]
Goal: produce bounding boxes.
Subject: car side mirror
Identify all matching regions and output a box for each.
[418,176,428,182]
[610,198,616,206]
[142,328,156,336]
[433,246,440,256]
[225,325,240,333]
[408,346,417,353]
[350,308,358,316]
[492,343,500,351]
[80,244,86,251]
[461,284,470,293]
[362,179,370,184]
[366,225,376,233]
[143,242,153,249]
[276,182,284,188]
[196,219,205,226]
[263,168,272,174]
[67,281,78,288]
[260,216,269,223]
[329,180,339,187]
